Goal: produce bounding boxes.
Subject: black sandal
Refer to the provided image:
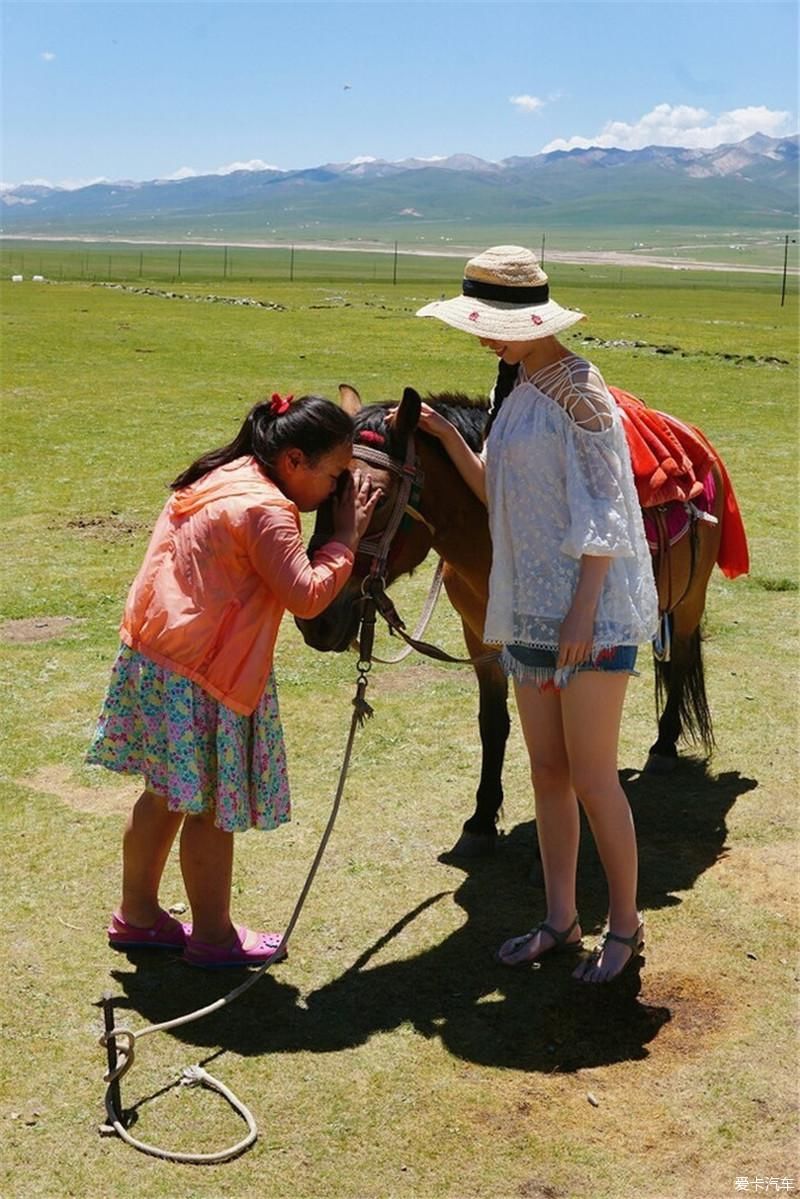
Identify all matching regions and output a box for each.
[497,914,583,967]
[575,922,645,984]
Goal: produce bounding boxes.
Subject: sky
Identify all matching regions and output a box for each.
[1,0,797,190]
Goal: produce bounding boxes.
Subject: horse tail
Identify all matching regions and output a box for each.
[653,618,715,756]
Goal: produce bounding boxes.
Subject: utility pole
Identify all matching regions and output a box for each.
[540,233,546,268]
[392,241,398,285]
[780,233,796,307]
[289,245,295,282]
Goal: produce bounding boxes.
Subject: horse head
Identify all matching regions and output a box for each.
[295,384,438,652]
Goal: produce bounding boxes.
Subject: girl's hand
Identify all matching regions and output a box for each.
[386,401,452,442]
[331,469,382,548]
[557,603,595,670]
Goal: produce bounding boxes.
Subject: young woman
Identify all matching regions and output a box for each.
[399,245,658,982]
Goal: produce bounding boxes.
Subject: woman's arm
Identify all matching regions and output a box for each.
[388,402,487,504]
[558,554,612,668]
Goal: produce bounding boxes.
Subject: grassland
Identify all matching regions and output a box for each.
[0,265,798,1199]
[4,226,799,280]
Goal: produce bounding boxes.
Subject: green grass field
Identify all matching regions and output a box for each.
[3,229,799,282]
[1,267,798,1199]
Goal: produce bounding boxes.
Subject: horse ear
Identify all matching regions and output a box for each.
[338,383,362,415]
[390,387,422,447]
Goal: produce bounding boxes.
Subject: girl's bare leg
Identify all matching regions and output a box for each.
[120,789,184,926]
[561,671,643,982]
[497,680,582,964]
[179,809,235,945]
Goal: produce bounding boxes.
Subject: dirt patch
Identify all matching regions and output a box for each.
[18,764,137,815]
[0,616,80,643]
[370,660,456,694]
[518,1182,565,1199]
[639,971,728,1057]
[64,513,147,541]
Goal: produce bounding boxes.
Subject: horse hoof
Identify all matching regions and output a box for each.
[644,752,678,775]
[448,831,497,858]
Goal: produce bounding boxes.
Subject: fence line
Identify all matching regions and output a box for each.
[0,243,461,286]
[1,240,797,294]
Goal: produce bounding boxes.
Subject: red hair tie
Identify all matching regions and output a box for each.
[270,392,293,415]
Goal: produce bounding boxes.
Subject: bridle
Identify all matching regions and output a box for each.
[351,437,433,578]
[350,434,497,669]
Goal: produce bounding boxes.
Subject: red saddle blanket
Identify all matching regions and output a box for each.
[609,387,749,580]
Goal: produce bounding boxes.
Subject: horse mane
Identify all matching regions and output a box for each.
[353,393,489,453]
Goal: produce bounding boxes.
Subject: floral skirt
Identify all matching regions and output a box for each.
[86,645,290,832]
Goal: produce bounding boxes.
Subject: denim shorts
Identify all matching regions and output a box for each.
[501,643,639,691]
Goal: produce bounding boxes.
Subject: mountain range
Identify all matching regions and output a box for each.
[2,133,797,242]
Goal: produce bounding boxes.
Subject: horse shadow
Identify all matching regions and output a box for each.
[107,760,755,1085]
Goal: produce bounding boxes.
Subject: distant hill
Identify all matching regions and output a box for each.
[2,134,797,242]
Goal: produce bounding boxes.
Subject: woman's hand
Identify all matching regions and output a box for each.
[557,601,595,669]
[557,556,611,668]
[386,401,452,442]
[331,469,382,549]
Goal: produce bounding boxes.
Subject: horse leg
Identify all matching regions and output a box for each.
[645,516,718,772]
[449,620,510,858]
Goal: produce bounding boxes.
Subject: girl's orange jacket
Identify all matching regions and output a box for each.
[120,457,354,715]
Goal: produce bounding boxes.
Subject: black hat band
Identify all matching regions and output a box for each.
[462,277,550,305]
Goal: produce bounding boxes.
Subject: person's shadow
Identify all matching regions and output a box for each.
[107,760,755,1092]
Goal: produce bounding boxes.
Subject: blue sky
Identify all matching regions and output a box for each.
[1,0,797,189]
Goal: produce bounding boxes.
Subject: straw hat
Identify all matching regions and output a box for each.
[416,245,585,341]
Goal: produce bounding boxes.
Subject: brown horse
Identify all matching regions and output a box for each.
[297,384,725,856]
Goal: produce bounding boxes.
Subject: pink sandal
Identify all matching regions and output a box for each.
[183,925,287,969]
[108,908,191,951]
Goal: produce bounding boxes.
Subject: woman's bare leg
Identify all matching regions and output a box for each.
[561,671,643,981]
[497,680,582,964]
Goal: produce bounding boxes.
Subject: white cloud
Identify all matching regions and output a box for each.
[510,94,546,114]
[541,103,795,152]
[41,51,56,62]
[163,166,199,180]
[2,175,114,191]
[163,159,284,180]
[59,176,110,190]
[215,158,283,174]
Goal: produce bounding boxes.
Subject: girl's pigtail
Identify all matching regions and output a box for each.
[171,402,268,490]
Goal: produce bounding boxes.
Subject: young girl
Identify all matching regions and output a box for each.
[402,245,658,983]
[88,393,380,968]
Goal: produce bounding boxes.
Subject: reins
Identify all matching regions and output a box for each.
[351,439,499,669]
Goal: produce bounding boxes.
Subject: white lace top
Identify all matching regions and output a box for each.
[482,354,658,652]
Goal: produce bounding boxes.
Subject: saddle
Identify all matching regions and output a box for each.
[609,387,749,580]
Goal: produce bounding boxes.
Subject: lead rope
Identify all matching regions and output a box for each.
[98,599,379,1164]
